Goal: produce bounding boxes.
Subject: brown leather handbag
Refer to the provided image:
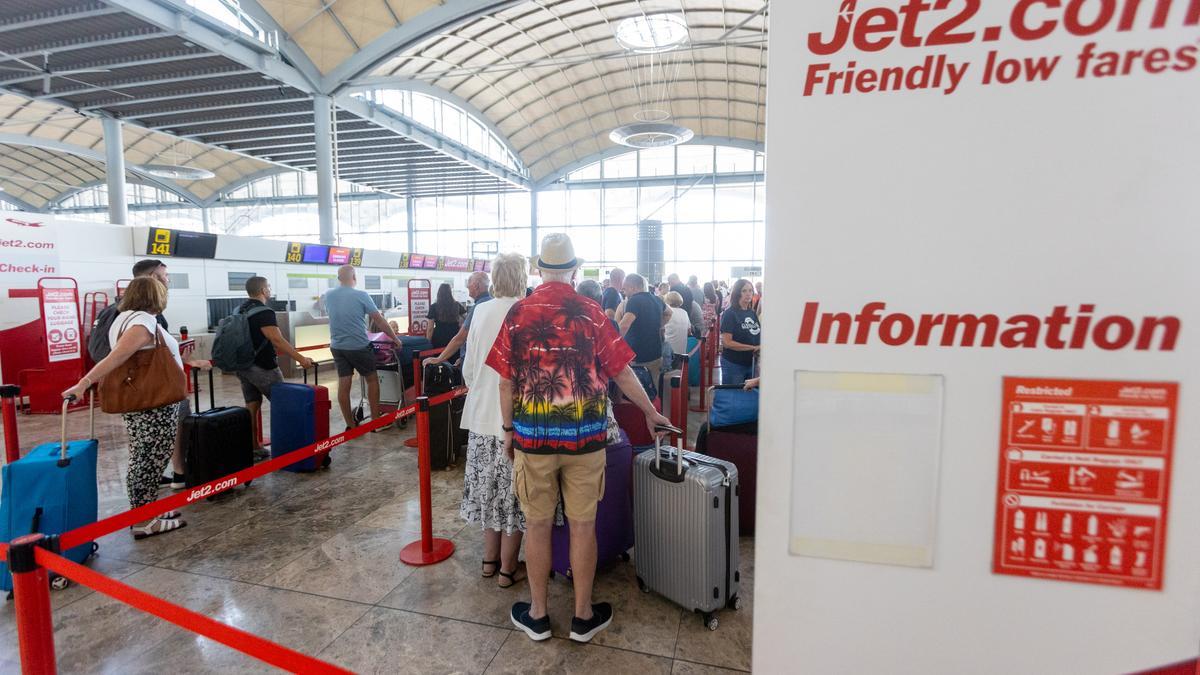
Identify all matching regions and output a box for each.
[99,313,187,414]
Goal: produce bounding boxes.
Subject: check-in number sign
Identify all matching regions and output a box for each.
[148,228,172,256]
[285,242,303,263]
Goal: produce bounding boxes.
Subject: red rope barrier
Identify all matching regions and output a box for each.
[34,547,353,674]
[59,402,417,549]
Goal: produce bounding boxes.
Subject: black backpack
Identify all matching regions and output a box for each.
[87,304,121,362]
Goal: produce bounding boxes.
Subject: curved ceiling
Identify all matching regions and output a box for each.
[0,94,276,208]
[363,0,768,183]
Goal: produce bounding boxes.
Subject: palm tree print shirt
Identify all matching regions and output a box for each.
[486,282,635,455]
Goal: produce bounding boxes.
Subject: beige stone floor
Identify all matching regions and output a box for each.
[0,370,752,674]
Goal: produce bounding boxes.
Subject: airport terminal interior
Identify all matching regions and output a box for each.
[1,1,1198,674]
[0,0,766,673]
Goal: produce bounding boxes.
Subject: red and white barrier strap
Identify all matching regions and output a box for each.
[33,547,353,674]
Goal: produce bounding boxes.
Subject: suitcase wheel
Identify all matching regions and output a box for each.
[619,551,631,563]
[727,595,741,611]
[703,612,719,631]
[637,576,649,593]
[50,575,71,591]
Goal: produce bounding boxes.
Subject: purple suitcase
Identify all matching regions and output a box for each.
[551,431,635,578]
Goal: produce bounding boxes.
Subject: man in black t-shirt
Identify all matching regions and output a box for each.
[602,267,625,320]
[619,273,670,393]
[236,277,315,451]
[667,273,694,314]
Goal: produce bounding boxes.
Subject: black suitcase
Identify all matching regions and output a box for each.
[183,369,254,488]
[422,362,465,470]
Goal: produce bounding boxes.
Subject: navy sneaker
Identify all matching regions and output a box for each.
[569,602,613,643]
[510,602,551,641]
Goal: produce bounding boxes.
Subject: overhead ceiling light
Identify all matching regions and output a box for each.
[138,164,216,180]
[610,122,694,148]
[615,13,689,53]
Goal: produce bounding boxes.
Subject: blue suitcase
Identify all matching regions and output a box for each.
[270,368,331,473]
[0,396,98,591]
[687,336,702,386]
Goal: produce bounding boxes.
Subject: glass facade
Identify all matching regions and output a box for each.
[47,144,764,282]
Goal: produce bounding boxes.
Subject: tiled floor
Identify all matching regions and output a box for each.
[0,370,752,674]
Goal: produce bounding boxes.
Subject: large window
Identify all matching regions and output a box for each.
[186,0,269,43]
[541,144,765,283]
[52,183,204,231]
[355,89,524,173]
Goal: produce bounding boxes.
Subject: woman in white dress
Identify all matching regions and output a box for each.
[459,252,528,587]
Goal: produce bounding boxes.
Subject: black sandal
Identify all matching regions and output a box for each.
[481,559,500,578]
[498,565,525,588]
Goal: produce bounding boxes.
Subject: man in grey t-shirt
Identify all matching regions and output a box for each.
[324,265,404,430]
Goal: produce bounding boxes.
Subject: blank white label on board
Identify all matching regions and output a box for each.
[790,371,945,568]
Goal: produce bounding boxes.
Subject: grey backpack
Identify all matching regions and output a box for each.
[211,305,272,372]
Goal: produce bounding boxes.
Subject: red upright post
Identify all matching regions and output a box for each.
[679,357,690,450]
[691,337,709,413]
[9,533,57,675]
[403,355,424,448]
[2,385,21,463]
[399,397,455,566]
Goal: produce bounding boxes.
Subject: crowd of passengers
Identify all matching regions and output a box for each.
[61,233,762,643]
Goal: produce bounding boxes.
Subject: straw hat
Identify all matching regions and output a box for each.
[535,233,583,271]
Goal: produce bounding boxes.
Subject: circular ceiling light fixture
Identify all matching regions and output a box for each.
[609,122,694,148]
[138,164,216,181]
[615,13,689,53]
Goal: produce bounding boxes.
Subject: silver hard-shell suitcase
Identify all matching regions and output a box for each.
[634,436,741,630]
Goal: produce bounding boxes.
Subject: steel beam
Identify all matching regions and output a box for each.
[1,29,164,61]
[81,84,283,111]
[50,67,256,98]
[127,97,311,121]
[0,6,124,34]
[102,0,314,93]
[148,109,314,130]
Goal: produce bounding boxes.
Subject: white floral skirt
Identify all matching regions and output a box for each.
[460,431,526,534]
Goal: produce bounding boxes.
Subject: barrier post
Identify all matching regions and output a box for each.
[2,384,21,463]
[399,397,455,566]
[9,533,57,675]
[678,356,690,450]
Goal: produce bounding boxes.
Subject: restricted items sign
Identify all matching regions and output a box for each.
[993,377,1178,590]
[407,280,431,336]
[42,286,81,363]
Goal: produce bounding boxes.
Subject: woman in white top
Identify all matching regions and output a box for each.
[459,252,527,588]
[662,291,691,363]
[62,277,205,540]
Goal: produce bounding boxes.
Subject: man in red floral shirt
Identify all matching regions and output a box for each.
[488,233,670,644]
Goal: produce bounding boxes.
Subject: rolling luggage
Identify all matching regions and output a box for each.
[0,396,98,592]
[183,369,254,488]
[422,362,465,470]
[551,431,635,578]
[398,335,434,389]
[634,435,741,631]
[695,421,758,536]
[613,399,662,447]
[270,367,332,473]
[687,336,701,386]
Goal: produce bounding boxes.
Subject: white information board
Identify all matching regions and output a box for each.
[790,371,944,567]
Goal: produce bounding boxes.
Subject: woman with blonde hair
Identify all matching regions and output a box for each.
[459,252,528,587]
[62,277,208,539]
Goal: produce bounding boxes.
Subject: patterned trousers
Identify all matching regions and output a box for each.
[120,403,178,508]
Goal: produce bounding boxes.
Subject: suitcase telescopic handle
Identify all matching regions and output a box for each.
[60,390,94,464]
[192,366,216,411]
[302,364,318,387]
[653,425,685,476]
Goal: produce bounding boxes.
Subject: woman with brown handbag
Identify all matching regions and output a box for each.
[62,277,206,540]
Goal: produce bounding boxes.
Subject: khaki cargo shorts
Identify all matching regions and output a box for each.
[513,449,606,523]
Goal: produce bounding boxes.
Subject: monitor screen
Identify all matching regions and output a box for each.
[173,231,218,258]
[302,244,330,264]
[327,246,351,265]
[422,256,439,269]
[408,254,425,269]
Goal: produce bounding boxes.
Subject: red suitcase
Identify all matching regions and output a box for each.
[695,421,758,535]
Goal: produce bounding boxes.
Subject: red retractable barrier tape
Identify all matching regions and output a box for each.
[400,395,456,566]
[31,547,352,674]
